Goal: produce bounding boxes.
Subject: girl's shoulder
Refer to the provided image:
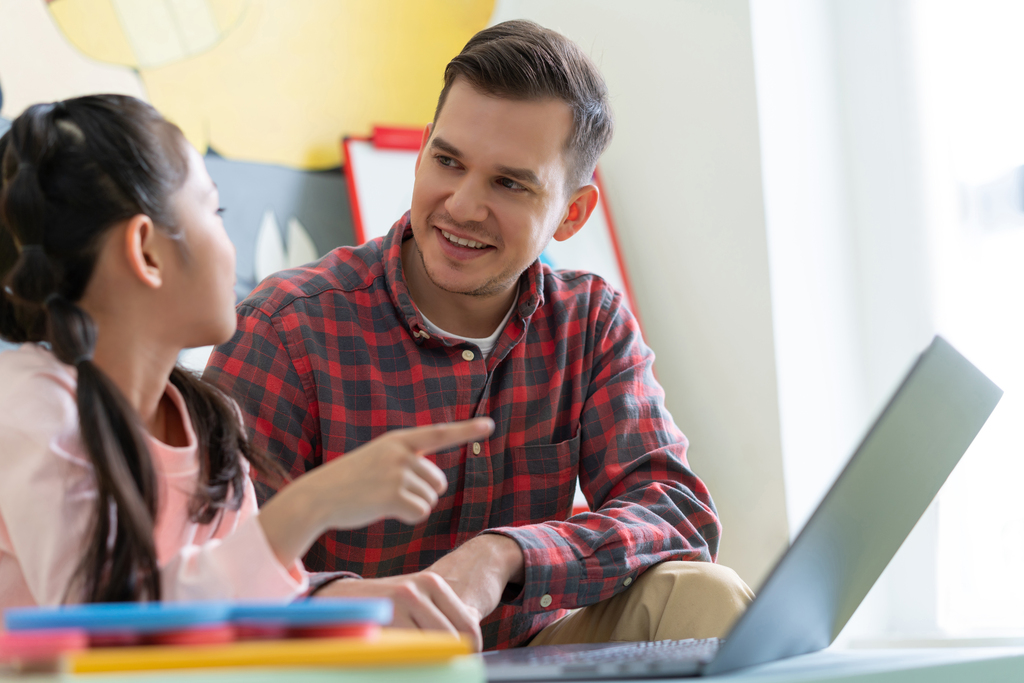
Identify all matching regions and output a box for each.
[0,343,77,399]
[0,343,80,444]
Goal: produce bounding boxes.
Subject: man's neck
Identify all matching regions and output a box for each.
[401,238,519,339]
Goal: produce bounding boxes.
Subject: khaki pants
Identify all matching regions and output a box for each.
[529,561,754,646]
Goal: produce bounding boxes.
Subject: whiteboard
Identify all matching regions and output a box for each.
[344,135,638,314]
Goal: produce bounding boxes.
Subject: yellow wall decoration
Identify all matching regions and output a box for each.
[47,0,495,169]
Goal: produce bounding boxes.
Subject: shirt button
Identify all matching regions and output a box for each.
[462,349,475,362]
[472,442,481,455]
[540,594,553,608]
[623,577,633,587]
[419,330,430,339]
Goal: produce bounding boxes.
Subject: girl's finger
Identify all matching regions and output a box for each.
[390,418,494,454]
[395,488,433,524]
[410,456,448,494]
[402,472,440,510]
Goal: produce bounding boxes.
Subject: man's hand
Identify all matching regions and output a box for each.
[313,535,524,653]
[426,534,525,627]
[313,572,484,652]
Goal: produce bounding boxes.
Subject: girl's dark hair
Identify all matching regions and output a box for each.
[0,95,282,602]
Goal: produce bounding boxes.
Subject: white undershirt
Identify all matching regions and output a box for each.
[419,285,519,359]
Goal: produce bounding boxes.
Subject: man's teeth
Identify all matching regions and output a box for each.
[441,229,487,249]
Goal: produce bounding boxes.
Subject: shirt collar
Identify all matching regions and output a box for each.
[381,213,546,340]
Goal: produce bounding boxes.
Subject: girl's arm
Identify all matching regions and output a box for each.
[158,418,494,602]
[258,419,494,569]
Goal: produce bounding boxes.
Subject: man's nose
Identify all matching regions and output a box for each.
[445,176,489,225]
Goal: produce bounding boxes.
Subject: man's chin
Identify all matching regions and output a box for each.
[424,266,511,299]
[427,272,496,298]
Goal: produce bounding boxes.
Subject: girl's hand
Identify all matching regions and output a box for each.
[312,418,495,529]
[259,418,495,568]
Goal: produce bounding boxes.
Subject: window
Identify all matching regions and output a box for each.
[914,0,1024,634]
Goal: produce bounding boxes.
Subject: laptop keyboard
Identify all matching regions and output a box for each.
[485,638,723,680]
[523,638,721,667]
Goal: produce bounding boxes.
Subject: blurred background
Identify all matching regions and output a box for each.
[1,0,1021,645]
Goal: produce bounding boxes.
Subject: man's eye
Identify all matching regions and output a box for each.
[436,155,457,167]
[498,177,526,191]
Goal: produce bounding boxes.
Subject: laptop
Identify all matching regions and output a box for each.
[485,336,1002,680]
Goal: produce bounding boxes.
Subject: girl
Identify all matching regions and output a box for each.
[0,95,492,608]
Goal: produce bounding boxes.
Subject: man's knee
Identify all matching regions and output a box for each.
[640,561,754,609]
[530,561,755,646]
[613,561,755,641]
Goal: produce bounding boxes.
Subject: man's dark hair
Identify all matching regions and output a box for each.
[434,19,614,193]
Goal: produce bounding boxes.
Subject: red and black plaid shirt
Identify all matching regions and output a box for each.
[204,215,720,650]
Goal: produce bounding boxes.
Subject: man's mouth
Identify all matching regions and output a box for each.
[439,228,490,250]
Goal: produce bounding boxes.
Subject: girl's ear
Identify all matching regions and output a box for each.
[123,214,163,289]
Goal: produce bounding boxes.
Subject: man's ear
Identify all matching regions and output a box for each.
[123,214,163,289]
[414,123,433,173]
[553,184,599,243]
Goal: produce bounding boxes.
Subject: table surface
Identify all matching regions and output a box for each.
[2,645,1023,682]
[674,646,1024,683]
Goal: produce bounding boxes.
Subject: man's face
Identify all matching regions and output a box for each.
[410,79,575,298]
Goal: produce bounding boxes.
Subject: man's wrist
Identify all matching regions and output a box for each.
[478,532,525,585]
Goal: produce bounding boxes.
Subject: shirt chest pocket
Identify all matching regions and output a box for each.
[508,430,580,523]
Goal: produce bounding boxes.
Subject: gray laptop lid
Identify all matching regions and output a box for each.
[704,336,1002,676]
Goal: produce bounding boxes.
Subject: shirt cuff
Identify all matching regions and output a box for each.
[216,514,310,600]
[484,525,581,613]
[305,571,363,597]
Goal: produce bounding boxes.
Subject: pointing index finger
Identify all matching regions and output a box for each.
[392,418,495,454]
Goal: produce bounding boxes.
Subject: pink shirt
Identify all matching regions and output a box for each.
[0,344,308,613]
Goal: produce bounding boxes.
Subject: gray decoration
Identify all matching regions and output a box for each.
[204,151,356,299]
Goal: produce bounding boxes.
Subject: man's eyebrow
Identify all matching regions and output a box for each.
[431,136,541,188]
[430,136,463,159]
[494,164,541,188]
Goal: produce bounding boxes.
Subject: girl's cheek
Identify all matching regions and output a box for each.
[217,228,236,274]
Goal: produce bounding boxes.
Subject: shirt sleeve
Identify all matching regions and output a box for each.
[160,503,308,601]
[487,286,721,613]
[0,369,95,606]
[202,304,322,500]
[161,460,309,601]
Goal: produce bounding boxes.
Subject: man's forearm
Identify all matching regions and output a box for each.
[428,533,525,621]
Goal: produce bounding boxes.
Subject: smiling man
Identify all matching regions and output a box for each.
[205,20,753,652]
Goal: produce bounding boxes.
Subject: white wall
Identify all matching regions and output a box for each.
[749,0,868,539]
[491,0,790,589]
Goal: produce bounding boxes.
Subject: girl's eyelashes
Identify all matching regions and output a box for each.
[216,207,226,215]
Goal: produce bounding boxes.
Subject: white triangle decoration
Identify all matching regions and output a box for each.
[254,209,285,283]
[286,217,319,269]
